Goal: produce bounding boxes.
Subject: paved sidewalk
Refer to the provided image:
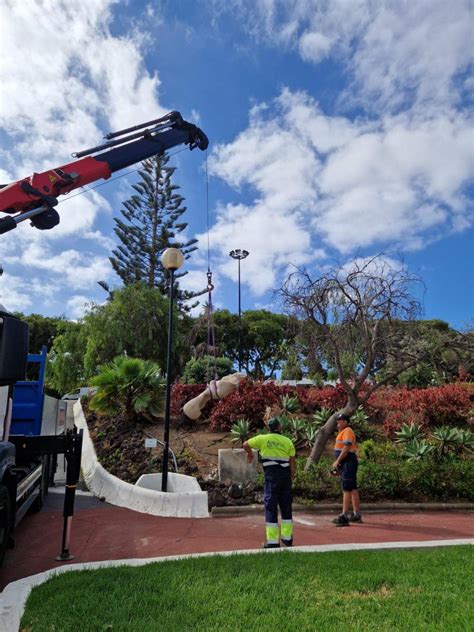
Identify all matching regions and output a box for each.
[1,492,473,590]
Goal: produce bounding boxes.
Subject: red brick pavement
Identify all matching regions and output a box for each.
[1,494,472,590]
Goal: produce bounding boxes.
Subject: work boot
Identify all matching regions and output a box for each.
[262,542,280,549]
[332,513,350,527]
[282,539,293,547]
[349,512,363,523]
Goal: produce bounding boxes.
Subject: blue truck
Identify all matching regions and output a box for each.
[0,311,82,566]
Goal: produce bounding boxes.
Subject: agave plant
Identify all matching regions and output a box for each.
[230,418,251,447]
[303,424,318,447]
[452,429,474,455]
[272,414,291,436]
[402,439,434,462]
[431,426,463,457]
[395,423,425,444]
[351,407,369,425]
[313,407,333,428]
[280,394,300,415]
[90,356,165,423]
[288,417,307,445]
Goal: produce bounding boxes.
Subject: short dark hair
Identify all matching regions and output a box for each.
[336,413,351,422]
[268,418,281,431]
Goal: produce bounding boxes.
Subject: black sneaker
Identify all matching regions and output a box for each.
[262,542,280,549]
[332,514,350,526]
[349,513,363,523]
[282,539,293,547]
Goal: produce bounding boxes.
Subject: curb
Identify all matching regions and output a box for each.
[2,540,473,632]
[211,502,474,517]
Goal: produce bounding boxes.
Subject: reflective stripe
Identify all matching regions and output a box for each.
[334,444,356,453]
[281,519,293,540]
[262,461,290,467]
[266,523,279,543]
[262,456,289,462]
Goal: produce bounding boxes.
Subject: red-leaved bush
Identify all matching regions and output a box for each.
[208,379,289,431]
[173,379,472,438]
[368,383,472,437]
[296,384,348,413]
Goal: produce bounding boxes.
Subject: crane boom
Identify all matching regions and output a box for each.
[0,111,208,234]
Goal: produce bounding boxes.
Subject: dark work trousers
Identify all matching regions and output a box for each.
[263,468,293,544]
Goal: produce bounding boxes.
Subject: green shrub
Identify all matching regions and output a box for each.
[293,457,340,500]
[358,440,402,463]
[181,356,233,384]
[357,462,402,499]
[293,457,474,502]
[352,419,383,442]
[398,460,474,501]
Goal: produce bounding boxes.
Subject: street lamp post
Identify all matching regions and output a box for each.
[229,249,249,372]
[161,247,184,492]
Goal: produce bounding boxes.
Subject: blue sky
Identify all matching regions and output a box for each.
[0,0,473,329]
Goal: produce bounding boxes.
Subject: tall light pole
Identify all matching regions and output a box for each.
[229,249,249,372]
[160,247,184,492]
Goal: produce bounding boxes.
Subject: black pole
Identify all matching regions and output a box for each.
[56,429,83,561]
[229,249,248,373]
[238,258,242,372]
[161,268,175,492]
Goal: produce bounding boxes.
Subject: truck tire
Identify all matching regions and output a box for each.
[0,484,11,566]
[30,455,50,513]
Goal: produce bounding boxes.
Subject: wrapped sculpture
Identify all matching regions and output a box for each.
[183,373,244,420]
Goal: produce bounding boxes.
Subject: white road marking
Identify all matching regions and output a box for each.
[294,518,316,526]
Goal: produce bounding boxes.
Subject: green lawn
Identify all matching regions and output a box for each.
[21,546,473,632]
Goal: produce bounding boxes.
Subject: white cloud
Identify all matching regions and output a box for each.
[0,273,33,312]
[299,31,333,63]
[66,295,94,320]
[245,0,473,113]
[207,89,473,290]
[0,272,58,312]
[0,0,164,315]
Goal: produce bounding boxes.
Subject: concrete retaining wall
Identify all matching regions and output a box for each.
[218,448,258,484]
[73,401,208,518]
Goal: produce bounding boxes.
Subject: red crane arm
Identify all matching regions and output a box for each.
[0,111,208,234]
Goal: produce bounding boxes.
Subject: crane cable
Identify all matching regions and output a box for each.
[204,149,218,387]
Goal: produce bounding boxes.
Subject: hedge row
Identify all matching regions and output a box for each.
[293,457,474,502]
[171,380,473,434]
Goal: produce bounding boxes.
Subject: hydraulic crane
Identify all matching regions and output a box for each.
[0,110,208,234]
[0,111,208,565]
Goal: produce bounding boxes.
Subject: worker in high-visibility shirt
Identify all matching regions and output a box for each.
[243,418,296,548]
[331,413,362,526]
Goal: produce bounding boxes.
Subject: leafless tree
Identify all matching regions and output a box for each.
[279,254,435,468]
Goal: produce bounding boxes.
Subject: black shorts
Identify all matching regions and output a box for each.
[340,453,358,491]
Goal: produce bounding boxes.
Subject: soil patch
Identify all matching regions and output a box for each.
[84,403,261,503]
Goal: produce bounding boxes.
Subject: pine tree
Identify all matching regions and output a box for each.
[107,154,199,309]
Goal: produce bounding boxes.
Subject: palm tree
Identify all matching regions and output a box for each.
[90,356,165,423]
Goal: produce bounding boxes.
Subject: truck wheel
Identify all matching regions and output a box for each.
[30,455,50,513]
[0,484,11,566]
